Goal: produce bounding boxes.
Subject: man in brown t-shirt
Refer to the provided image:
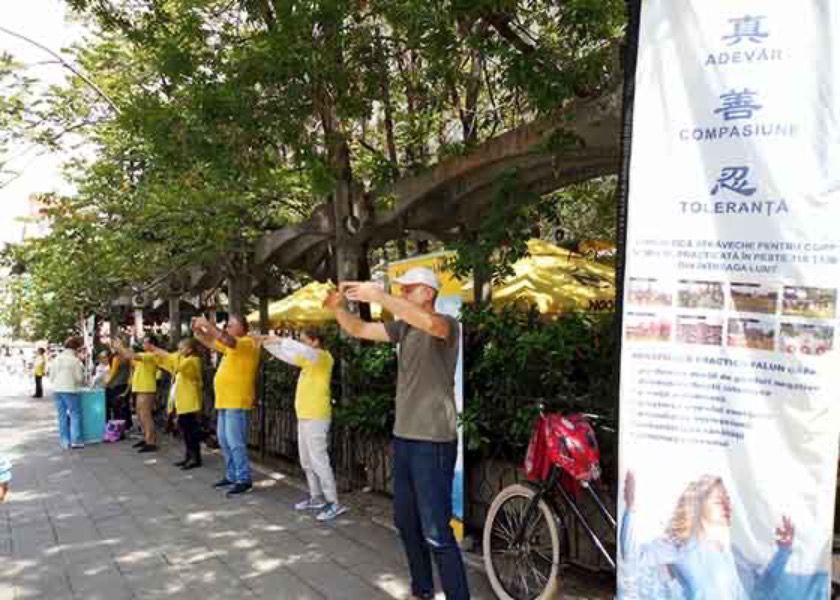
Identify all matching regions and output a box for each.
[325,267,470,600]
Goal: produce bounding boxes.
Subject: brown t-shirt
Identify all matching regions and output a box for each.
[384,315,460,442]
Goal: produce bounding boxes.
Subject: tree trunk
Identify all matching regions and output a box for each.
[168,297,181,347]
[377,34,399,180]
[473,267,493,307]
[226,253,251,317]
[133,308,144,344]
[462,49,483,145]
[109,305,119,343]
[259,294,270,334]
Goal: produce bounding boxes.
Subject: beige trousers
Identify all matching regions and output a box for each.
[136,393,157,445]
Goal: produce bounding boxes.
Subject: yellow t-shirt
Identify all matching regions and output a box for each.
[156,352,203,415]
[214,337,260,410]
[294,349,334,420]
[131,352,158,393]
[33,356,46,377]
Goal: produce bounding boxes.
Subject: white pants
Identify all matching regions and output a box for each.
[297,419,338,504]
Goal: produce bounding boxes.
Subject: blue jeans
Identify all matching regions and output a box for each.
[217,409,251,484]
[54,392,82,448]
[393,437,470,600]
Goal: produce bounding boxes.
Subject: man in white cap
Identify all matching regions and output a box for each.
[325,267,470,600]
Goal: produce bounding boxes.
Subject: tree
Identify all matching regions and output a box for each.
[0,0,628,336]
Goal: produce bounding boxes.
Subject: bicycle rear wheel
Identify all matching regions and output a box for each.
[483,483,563,600]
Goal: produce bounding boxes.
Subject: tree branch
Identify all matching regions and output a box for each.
[0,26,121,114]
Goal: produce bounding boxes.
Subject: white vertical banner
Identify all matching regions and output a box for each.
[618,2,839,599]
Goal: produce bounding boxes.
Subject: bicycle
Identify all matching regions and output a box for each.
[482,412,616,600]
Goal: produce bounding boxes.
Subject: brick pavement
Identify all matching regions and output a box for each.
[0,384,612,600]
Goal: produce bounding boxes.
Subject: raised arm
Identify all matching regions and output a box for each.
[261,336,319,366]
[342,282,450,339]
[111,339,137,362]
[147,345,176,374]
[192,316,236,350]
[323,291,390,342]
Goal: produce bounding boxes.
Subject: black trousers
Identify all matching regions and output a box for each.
[34,376,43,398]
[106,385,132,429]
[178,413,202,463]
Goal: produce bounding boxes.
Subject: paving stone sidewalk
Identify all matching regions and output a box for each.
[0,387,612,600]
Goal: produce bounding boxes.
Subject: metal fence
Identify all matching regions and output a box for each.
[245,359,395,495]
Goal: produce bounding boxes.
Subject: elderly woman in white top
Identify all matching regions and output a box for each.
[49,336,87,449]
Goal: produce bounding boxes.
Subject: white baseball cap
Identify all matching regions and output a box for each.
[393,267,441,291]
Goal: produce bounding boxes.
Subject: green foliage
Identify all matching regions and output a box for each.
[445,170,550,286]
[542,176,618,243]
[261,307,618,462]
[0,193,152,341]
[460,305,616,455]
[0,0,626,340]
[331,336,399,435]
[332,392,395,436]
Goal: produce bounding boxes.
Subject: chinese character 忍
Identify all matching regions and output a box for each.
[711,166,757,196]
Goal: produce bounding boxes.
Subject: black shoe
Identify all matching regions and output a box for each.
[132,440,145,448]
[174,459,189,467]
[181,461,202,471]
[226,482,253,497]
[213,478,234,489]
[138,444,158,453]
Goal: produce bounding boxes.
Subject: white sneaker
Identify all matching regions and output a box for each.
[294,497,327,511]
[316,503,348,522]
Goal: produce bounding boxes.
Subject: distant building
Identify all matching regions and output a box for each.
[21,194,51,240]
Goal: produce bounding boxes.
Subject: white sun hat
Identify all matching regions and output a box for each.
[392,267,441,291]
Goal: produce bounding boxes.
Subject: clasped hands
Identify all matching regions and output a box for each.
[191,316,213,335]
[323,282,384,311]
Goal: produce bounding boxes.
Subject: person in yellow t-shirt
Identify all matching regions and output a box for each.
[32,348,47,398]
[105,353,132,430]
[149,338,204,470]
[192,315,260,497]
[261,329,345,521]
[113,336,159,453]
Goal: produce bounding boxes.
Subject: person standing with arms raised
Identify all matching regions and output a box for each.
[105,349,132,429]
[192,315,260,497]
[147,338,204,470]
[324,268,470,600]
[112,336,160,453]
[261,329,347,521]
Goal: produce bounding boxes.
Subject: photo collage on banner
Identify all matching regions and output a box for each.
[618,2,840,599]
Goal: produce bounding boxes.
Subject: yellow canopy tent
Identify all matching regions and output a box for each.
[461,239,616,314]
[249,240,614,327]
[247,281,382,329]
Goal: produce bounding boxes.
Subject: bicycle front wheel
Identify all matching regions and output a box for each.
[483,484,562,600]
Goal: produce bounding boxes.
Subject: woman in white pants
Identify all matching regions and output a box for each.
[262,330,347,521]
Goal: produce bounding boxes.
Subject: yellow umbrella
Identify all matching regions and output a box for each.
[247,281,382,328]
[462,239,616,314]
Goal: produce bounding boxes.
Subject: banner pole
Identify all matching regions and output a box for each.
[612,0,643,475]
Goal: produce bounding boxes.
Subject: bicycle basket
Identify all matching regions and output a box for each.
[524,413,601,482]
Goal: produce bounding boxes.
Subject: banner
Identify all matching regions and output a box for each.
[618,3,839,599]
[388,252,466,541]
